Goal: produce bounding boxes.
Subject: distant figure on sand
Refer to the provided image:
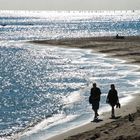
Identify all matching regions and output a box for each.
[89,83,101,121]
[106,84,120,119]
[115,34,125,39]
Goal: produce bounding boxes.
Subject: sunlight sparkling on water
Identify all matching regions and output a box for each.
[0,41,140,139]
[1,10,140,41]
[1,10,140,139]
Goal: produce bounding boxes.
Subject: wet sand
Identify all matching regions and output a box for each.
[31,36,140,140]
[31,36,140,64]
[47,94,140,140]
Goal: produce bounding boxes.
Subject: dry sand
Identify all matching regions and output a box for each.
[31,36,140,140]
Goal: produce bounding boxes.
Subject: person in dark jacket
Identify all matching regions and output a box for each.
[89,83,101,120]
[106,84,119,119]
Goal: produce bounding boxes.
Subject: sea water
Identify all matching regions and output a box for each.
[0,11,140,140]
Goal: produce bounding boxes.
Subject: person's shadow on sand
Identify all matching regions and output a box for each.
[91,119,103,123]
[91,116,121,123]
[109,115,121,119]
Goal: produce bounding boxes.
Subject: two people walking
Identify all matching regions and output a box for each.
[89,83,120,121]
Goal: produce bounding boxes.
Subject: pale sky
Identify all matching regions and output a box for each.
[0,0,140,10]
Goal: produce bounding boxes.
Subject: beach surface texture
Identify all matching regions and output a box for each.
[32,36,140,140]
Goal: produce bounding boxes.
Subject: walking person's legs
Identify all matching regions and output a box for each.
[94,109,98,119]
[111,105,115,118]
[92,101,100,121]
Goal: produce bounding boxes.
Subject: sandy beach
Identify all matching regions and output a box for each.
[31,36,140,64]
[31,36,140,140]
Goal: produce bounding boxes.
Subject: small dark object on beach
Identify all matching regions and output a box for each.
[128,114,134,122]
[115,34,125,39]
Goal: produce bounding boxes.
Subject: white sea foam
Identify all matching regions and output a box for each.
[15,45,140,140]
[19,114,78,140]
[1,10,140,139]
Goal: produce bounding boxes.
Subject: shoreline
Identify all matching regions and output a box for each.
[47,94,140,140]
[30,36,140,64]
[30,36,140,140]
